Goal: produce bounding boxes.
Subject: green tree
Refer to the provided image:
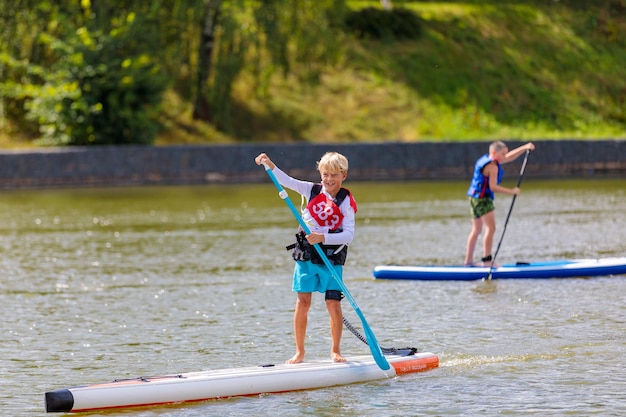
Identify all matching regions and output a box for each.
[192,0,347,133]
[0,0,348,144]
[1,1,170,145]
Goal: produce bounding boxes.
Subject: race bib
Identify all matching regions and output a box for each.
[307,193,344,231]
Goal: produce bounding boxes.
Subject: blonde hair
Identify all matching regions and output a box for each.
[489,141,507,153]
[317,152,349,174]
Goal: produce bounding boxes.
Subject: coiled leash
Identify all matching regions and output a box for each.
[342,316,418,357]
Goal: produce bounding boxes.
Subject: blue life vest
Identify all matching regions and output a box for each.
[466,154,503,199]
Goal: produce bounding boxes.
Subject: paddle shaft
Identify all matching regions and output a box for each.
[262,163,390,370]
[486,150,531,280]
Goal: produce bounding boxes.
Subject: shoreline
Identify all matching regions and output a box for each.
[1,140,624,189]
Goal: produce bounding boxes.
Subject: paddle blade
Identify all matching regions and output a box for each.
[367,336,390,370]
[356,309,390,370]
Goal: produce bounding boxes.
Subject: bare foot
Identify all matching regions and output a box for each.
[286,352,305,364]
[331,351,347,363]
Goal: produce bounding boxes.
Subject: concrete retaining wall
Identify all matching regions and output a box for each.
[0,140,624,189]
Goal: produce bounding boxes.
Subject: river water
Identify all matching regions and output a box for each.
[1,179,624,416]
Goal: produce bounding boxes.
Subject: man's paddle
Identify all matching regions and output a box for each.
[261,162,391,371]
[485,149,531,280]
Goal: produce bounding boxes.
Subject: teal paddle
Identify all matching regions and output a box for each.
[485,149,531,280]
[261,162,391,371]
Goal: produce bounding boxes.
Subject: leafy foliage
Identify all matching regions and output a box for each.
[0,0,348,145]
[0,2,169,145]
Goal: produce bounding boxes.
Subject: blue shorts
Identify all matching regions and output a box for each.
[293,261,343,293]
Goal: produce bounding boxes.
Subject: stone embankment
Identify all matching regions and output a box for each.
[0,140,624,189]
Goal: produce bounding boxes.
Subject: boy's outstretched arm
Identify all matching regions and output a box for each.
[502,142,534,163]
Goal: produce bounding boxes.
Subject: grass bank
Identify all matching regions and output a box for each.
[157,0,625,145]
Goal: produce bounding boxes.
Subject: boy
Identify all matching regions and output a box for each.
[464,141,534,267]
[255,151,356,364]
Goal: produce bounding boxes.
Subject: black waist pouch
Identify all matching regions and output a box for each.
[286,231,348,265]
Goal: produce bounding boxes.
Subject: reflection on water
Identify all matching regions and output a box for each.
[0,179,625,416]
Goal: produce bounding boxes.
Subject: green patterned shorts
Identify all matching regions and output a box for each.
[469,197,495,219]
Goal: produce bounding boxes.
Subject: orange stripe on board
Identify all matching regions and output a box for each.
[392,355,439,375]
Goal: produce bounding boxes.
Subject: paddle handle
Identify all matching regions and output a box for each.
[501,149,530,231]
[261,162,391,371]
[262,162,313,235]
[515,150,530,188]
